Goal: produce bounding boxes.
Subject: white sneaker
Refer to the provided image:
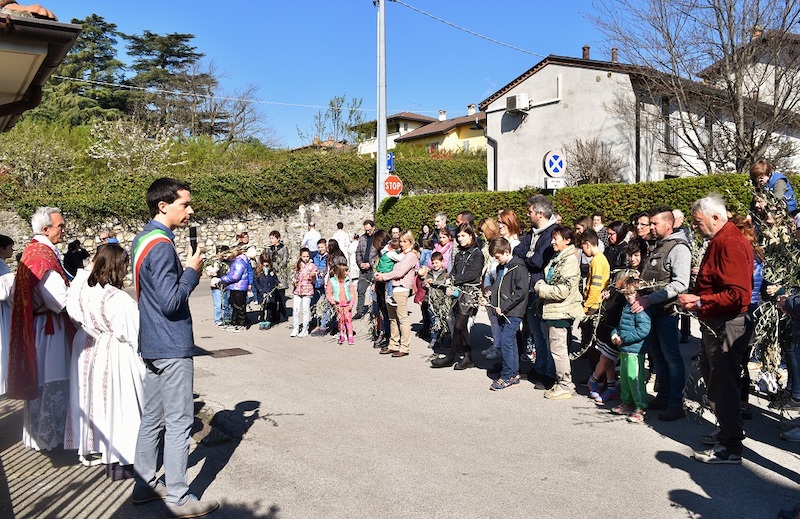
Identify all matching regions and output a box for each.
[290,329,298,337]
[298,330,308,338]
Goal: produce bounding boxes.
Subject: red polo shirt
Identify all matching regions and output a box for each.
[693,220,753,320]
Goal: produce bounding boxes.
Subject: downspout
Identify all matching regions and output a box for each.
[487,136,498,191]
[635,96,641,183]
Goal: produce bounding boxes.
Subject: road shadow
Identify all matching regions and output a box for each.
[647,357,800,518]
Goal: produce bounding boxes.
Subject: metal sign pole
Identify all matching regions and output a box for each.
[375,0,388,215]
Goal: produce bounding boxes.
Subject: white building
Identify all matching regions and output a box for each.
[356,111,436,157]
[480,47,800,191]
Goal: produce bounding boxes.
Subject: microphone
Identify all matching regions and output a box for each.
[189,226,198,254]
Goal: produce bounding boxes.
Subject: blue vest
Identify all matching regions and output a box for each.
[766,172,797,212]
[330,277,352,302]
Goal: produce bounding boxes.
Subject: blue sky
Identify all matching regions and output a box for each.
[53,1,608,147]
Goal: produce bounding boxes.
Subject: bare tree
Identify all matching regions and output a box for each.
[593,0,800,173]
[563,137,626,184]
[296,95,365,147]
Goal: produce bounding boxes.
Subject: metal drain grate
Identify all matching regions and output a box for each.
[207,348,252,358]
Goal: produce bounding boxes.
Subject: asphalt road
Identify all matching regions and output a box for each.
[1,284,798,519]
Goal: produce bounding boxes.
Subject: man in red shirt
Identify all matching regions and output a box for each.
[678,194,753,465]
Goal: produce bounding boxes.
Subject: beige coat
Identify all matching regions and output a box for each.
[534,244,584,321]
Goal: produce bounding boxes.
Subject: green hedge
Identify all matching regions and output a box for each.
[376,174,760,231]
[0,129,487,224]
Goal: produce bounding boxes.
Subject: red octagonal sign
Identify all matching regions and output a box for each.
[384,174,403,196]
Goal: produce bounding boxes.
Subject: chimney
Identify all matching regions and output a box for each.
[467,104,476,116]
[752,25,763,39]
[582,45,590,60]
[611,47,618,63]
[438,109,447,121]
[313,135,320,145]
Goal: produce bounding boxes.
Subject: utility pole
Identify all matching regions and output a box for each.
[375,0,388,214]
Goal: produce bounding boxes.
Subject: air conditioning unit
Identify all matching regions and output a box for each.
[506,93,529,112]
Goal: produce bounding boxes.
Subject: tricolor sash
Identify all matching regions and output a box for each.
[132,229,174,300]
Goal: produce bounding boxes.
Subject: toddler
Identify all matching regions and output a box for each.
[376,238,405,306]
[610,277,652,423]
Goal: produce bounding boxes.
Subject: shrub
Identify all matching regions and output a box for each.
[377,174,761,231]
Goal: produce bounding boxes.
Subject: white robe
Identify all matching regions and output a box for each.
[21,236,71,451]
[64,269,144,466]
[0,259,14,395]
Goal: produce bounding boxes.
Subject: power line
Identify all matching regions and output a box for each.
[51,75,463,115]
[390,0,547,58]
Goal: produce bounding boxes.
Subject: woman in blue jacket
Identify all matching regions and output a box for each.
[221,248,250,331]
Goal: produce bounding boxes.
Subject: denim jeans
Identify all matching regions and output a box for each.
[646,313,685,408]
[499,316,522,381]
[311,286,330,330]
[134,358,194,505]
[488,311,502,349]
[527,296,555,379]
[222,290,232,324]
[211,288,223,324]
[787,342,800,400]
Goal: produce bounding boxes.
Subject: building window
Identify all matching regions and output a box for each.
[463,140,470,152]
[403,122,408,132]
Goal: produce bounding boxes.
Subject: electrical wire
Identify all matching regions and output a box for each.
[389,0,547,58]
[51,75,461,115]
[52,2,536,115]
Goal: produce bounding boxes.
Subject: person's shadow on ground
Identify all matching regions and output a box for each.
[189,400,262,497]
[647,357,800,518]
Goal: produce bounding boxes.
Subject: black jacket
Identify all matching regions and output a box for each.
[489,256,530,318]
[451,245,483,286]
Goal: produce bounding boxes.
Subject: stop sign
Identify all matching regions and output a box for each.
[384,174,403,196]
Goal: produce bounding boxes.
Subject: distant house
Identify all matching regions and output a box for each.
[356,111,436,156]
[395,105,487,153]
[0,7,80,132]
[291,135,355,153]
[479,46,800,191]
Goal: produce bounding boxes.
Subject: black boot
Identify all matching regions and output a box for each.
[431,354,455,368]
[454,352,474,370]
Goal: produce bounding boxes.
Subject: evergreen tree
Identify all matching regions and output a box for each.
[27,14,127,125]
[121,30,204,130]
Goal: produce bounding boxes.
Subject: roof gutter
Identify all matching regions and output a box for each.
[0,14,81,130]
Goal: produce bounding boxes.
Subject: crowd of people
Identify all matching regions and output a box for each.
[1,160,800,516]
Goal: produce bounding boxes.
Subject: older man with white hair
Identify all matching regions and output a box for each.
[7,207,71,451]
[679,194,753,464]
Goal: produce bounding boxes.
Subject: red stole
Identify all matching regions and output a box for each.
[7,240,69,400]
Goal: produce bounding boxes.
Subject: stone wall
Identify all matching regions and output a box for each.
[0,195,375,273]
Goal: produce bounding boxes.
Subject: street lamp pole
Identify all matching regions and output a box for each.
[375,0,388,215]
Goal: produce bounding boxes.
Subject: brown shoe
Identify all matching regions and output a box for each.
[391,351,408,357]
[379,347,394,354]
